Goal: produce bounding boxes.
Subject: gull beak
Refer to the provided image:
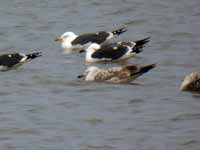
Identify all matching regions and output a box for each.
[77,74,85,79]
[54,37,62,42]
[79,50,85,53]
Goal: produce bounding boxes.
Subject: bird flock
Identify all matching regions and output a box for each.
[0,27,199,92]
[54,27,155,83]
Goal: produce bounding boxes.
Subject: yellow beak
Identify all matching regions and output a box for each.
[54,37,62,42]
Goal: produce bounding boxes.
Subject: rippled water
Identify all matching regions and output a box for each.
[0,0,200,150]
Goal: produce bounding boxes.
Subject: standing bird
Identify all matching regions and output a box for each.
[180,72,200,92]
[0,52,42,71]
[54,27,127,53]
[85,37,150,62]
[77,64,156,83]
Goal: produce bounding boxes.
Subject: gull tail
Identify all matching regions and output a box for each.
[130,64,156,78]
[112,27,127,35]
[26,52,42,60]
[131,37,151,53]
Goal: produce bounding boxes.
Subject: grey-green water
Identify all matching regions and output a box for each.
[0,0,200,150]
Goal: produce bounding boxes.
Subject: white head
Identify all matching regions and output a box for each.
[54,32,77,42]
[62,32,76,38]
[78,66,100,81]
[85,43,101,62]
[85,66,100,81]
[86,43,101,52]
[86,66,99,73]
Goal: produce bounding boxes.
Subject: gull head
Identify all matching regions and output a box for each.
[54,32,77,42]
[77,66,100,81]
[86,43,101,52]
[86,66,99,74]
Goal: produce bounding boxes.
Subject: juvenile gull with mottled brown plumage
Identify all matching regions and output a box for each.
[78,64,156,83]
[180,72,200,92]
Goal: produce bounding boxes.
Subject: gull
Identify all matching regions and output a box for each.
[180,72,200,92]
[0,52,42,71]
[78,64,156,83]
[54,27,127,53]
[85,37,150,62]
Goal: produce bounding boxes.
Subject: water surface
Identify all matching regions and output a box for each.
[0,0,200,150]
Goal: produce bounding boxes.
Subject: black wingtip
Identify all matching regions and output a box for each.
[131,63,156,77]
[112,27,127,35]
[135,37,151,46]
[140,64,156,73]
[132,48,143,54]
[26,52,42,60]
[132,37,151,53]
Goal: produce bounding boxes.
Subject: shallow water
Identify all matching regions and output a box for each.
[0,0,200,150]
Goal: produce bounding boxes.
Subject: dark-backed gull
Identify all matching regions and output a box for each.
[0,52,42,71]
[78,64,156,83]
[85,37,150,62]
[180,72,200,92]
[54,27,127,53]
